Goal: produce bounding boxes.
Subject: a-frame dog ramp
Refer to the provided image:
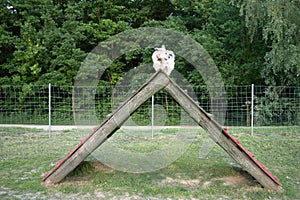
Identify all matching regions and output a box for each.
[42,70,282,190]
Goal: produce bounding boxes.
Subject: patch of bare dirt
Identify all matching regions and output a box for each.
[93,162,115,173]
[160,176,202,190]
[215,175,255,186]
[163,176,201,186]
[58,176,93,187]
[161,174,256,190]
[202,174,256,188]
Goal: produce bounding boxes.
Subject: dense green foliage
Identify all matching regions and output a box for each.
[1,0,299,87]
[233,0,300,86]
[0,1,299,126]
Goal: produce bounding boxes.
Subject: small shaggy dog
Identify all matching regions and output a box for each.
[152,45,175,75]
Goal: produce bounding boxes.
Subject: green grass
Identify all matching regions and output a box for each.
[0,127,299,199]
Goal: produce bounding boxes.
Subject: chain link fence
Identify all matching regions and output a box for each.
[0,84,299,134]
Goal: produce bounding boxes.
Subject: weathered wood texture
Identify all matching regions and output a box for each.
[164,78,282,191]
[43,70,281,191]
[43,71,170,184]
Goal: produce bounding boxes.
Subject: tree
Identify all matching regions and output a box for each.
[233,0,300,86]
[0,0,133,85]
[0,0,18,84]
[0,0,49,84]
[150,0,267,86]
[1,0,298,87]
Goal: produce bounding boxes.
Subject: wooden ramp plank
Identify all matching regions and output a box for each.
[42,70,282,190]
[164,78,282,190]
[42,71,170,184]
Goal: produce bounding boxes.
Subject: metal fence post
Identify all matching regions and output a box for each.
[151,95,154,138]
[251,84,254,136]
[48,83,51,138]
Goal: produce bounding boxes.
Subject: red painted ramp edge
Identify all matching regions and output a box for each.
[222,127,281,186]
[42,127,98,182]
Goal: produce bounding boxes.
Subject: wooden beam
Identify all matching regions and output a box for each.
[43,71,170,184]
[164,78,282,191]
